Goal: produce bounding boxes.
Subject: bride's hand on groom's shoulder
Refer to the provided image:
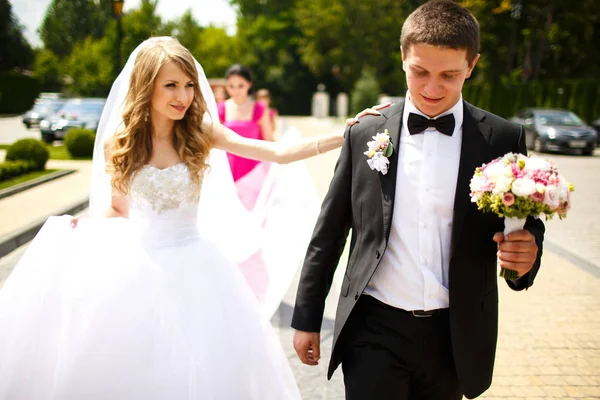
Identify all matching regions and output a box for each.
[293,330,321,366]
[345,102,392,127]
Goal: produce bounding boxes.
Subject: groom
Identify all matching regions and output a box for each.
[292,1,544,399]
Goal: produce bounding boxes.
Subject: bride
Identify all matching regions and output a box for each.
[0,37,380,399]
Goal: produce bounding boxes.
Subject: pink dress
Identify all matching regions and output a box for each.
[218,103,321,314]
[218,101,266,182]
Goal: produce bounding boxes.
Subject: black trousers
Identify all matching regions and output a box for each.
[339,295,462,400]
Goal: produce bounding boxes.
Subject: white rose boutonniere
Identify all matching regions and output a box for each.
[364,129,394,175]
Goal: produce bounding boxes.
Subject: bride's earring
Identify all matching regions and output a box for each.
[144,108,149,122]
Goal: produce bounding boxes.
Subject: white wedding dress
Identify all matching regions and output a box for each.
[0,162,301,399]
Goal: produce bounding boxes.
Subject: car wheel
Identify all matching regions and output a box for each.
[581,148,594,156]
[24,122,31,129]
[42,135,54,144]
[533,136,545,153]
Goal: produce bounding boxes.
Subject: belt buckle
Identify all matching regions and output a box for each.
[411,310,434,318]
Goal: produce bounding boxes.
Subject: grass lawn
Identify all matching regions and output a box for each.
[0,144,91,160]
[0,169,60,191]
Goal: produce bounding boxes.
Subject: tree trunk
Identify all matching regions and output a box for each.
[532,3,555,80]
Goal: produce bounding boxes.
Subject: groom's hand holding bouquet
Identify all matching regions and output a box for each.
[470,152,574,280]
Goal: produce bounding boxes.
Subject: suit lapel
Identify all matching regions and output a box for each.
[450,102,494,257]
[377,102,404,242]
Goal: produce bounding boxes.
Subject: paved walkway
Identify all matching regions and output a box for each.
[0,117,599,399]
[0,156,91,238]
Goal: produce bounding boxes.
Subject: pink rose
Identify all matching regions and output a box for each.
[502,192,515,207]
[530,191,544,203]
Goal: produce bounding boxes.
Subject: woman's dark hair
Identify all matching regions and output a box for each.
[225,64,253,84]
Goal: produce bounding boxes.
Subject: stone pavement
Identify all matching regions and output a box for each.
[541,151,600,270]
[0,150,92,238]
[275,249,600,399]
[0,117,599,399]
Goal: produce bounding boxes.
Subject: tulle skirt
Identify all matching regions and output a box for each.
[0,216,301,399]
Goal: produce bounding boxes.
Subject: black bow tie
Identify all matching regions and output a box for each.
[407,112,455,136]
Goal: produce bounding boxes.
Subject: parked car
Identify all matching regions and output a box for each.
[40,98,106,143]
[22,99,66,129]
[509,108,598,155]
[592,116,600,141]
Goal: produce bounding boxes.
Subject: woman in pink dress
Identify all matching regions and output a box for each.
[218,65,317,312]
[256,88,279,133]
[219,64,275,184]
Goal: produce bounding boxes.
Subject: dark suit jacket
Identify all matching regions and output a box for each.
[291,101,544,399]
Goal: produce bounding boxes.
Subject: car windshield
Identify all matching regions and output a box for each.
[537,111,584,127]
[58,101,105,117]
[32,101,63,114]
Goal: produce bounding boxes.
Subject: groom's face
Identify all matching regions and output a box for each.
[402,44,479,118]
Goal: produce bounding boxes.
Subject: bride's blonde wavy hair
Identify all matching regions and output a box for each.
[108,37,213,193]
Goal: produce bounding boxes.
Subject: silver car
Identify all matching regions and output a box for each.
[22,99,66,129]
[40,98,106,143]
[510,108,598,156]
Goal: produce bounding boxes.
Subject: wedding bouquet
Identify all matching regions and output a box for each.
[469,152,574,280]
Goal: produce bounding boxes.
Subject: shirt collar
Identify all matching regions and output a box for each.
[402,92,464,137]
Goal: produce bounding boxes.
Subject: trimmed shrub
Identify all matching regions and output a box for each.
[0,160,36,182]
[64,128,95,158]
[5,139,49,170]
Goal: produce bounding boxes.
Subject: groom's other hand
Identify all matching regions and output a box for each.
[493,230,538,278]
[293,330,321,366]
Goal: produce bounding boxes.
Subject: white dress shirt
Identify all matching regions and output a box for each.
[364,94,463,311]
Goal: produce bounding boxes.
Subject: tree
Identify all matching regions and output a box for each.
[191,26,239,79]
[39,0,111,58]
[170,10,204,53]
[461,0,600,82]
[232,0,319,114]
[351,67,381,115]
[33,49,62,91]
[119,0,163,63]
[0,0,34,70]
[294,0,411,94]
[63,37,114,96]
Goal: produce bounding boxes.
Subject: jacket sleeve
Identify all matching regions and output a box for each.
[291,125,355,332]
[507,126,545,291]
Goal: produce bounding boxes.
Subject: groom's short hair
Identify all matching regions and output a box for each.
[400,0,480,66]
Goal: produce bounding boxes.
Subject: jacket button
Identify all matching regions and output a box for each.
[375,250,381,259]
[354,292,359,300]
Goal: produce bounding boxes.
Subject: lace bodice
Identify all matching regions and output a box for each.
[127,164,201,244]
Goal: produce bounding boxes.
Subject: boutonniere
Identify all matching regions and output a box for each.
[364,129,394,175]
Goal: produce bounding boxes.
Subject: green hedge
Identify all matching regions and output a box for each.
[0,72,41,114]
[0,160,37,182]
[5,138,49,170]
[463,79,600,123]
[64,128,95,158]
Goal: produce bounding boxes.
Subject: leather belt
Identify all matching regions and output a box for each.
[410,309,447,318]
[361,295,448,318]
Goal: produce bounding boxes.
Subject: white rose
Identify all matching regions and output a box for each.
[522,155,551,174]
[484,162,504,180]
[492,176,511,195]
[511,178,537,197]
[366,152,389,175]
[544,185,560,209]
[557,176,570,202]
